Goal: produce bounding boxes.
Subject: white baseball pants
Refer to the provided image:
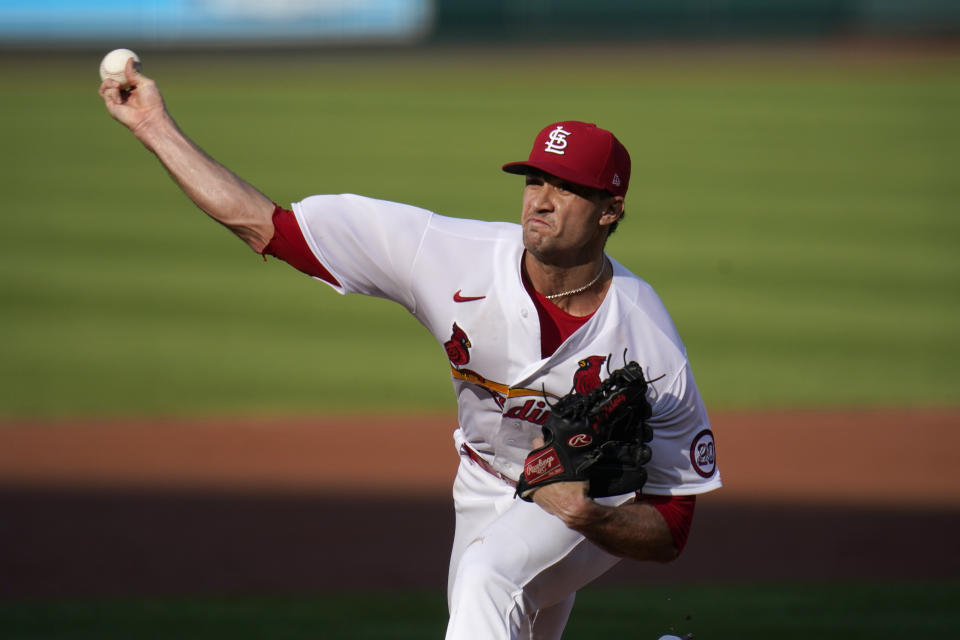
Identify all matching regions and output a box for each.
[445,444,631,640]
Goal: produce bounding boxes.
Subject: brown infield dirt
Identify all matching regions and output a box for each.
[1,408,958,599]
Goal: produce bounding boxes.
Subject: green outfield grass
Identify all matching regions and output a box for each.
[2,582,958,639]
[1,47,958,417]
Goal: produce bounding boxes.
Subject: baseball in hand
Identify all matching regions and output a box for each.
[99,48,141,87]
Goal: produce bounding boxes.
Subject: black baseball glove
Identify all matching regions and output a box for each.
[516,359,654,501]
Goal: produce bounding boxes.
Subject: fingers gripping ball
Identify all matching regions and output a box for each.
[517,359,655,501]
[99,49,141,87]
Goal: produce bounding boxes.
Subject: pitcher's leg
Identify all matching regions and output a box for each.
[528,594,575,640]
[446,456,517,606]
[445,493,624,640]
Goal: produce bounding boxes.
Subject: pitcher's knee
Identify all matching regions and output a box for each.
[453,557,522,603]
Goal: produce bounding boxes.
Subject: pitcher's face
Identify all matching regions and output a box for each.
[521,172,620,264]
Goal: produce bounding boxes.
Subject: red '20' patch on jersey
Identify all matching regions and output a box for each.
[690,429,717,478]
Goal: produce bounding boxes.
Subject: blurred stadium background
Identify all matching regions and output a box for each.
[1,2,958,639]
[1,0,959,48]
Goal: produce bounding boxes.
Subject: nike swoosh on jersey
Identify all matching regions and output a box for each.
[453,290,486,303]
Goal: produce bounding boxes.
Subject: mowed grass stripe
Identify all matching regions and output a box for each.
[1,49,957,416]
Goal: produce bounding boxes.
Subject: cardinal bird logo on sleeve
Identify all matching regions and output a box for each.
[444,323,471,366]
[573,355,606,394]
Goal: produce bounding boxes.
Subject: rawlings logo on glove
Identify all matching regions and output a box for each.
[517,356,656,501]
[523,449,564,484]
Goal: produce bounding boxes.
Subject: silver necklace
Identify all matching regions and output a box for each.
[544,258,608,300]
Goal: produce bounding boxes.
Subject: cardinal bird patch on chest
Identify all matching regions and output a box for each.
[444,322,472,366]
[573,355,606,394]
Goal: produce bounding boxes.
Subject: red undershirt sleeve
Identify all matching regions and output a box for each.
[261,204,341,287]
[643,494,696,556]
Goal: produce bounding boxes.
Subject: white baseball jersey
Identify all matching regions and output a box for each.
[291,193,721,497]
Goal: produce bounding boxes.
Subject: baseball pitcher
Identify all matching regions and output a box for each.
[100,59,720,640]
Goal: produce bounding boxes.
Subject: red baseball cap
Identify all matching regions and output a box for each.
[502,121,631,197]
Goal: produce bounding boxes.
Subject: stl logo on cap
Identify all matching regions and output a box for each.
[543,125,572,155]
[502,120,631,197]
